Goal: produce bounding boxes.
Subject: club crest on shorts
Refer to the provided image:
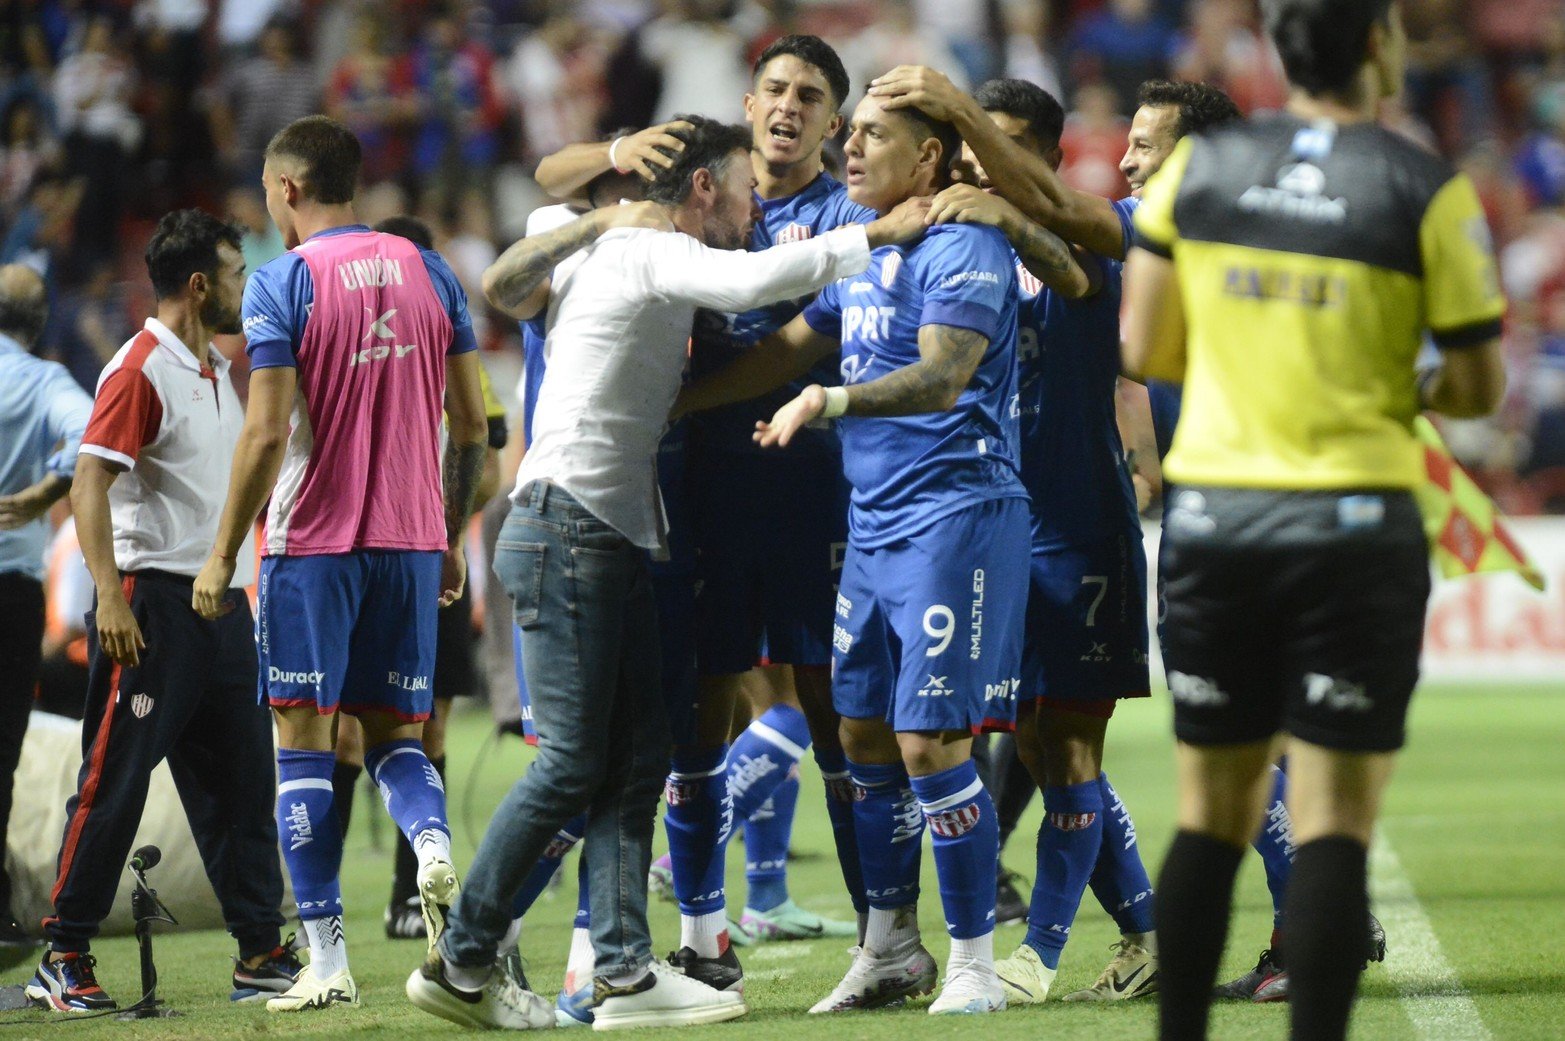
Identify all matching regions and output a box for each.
[928,802,982,838]
[130,692,154,718]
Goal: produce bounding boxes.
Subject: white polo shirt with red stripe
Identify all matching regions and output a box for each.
[78,318,256,587]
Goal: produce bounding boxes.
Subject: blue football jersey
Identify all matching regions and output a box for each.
[688,173,876,456]
[519,317,547,445]
[1015,196,1141,550]
[803,222,1027,549]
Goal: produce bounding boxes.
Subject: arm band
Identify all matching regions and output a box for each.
[608,137,630,175]
[822,385,850,419]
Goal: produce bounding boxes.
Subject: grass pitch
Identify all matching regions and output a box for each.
[2,684,1560,1040]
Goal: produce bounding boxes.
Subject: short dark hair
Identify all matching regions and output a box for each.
[265,115,362,204]
[974,78,1066,149]
[373,215,434,250]
[891,106,962,186]
[144,209,243,301]
[1136,80,1242,139]
[1264,0,1395,98]
[643,115,753,206]
[752,34,852,109]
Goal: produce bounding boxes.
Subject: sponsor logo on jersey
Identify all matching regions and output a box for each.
[269,666,326,686]
[969,569,985,661]
[840,353,872,385]
[242,313,270,333]
[1168,670,1228,707]
[836,593,852,619]
[940,269,1000,289]
[928,802,983,838]
[848,281,874,294]
[1049,811,1099,832]
[1081,640,1112,663]
[130,693,154,719]
[350,308,421,366]
[842,305,896,342]
[1303,672,1373,713]
[285,801,314,850]
[388,670,430,692]
[984,677,1020,702]
[337,257,406,291]
[917,674,952,698]
[832,624,853,654]
[1238,161,1347,224]
[775,222,812,244]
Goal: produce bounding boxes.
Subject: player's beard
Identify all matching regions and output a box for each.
[203,291,243,335]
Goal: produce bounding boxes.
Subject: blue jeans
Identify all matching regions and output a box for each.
[441,482,668,977]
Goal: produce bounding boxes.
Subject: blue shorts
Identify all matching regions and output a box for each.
[832,498,1030,734]
[1020,533,1151,710]
[512,562,698,748]
[257,550,440,721]
[693,451,846,675]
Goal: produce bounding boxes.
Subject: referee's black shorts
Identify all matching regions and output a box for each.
[1159,486,1430,753]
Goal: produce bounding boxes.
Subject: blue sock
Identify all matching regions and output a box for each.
[664,746,731,916]
[847,759,921,910]
[510,812,586,920]
[743,772,798,912]
[1253,764,1294,931]
[1025,779,1105,969]
[575,853,590,929]
[911,760,998,939]
[277,748,344,920]
[1088,772,1156,935]
[816,747,867,915]
[364,739,450,853]
[727,705,811,819]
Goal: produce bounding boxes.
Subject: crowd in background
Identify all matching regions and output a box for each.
[3,0,1565,512]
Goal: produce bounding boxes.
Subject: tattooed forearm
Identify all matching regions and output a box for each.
[483,212,606,312]
[442,440,487,545]
[1013,219,1073,275]
[844,325,988,417]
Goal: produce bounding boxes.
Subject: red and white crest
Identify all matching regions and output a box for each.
[928,802,982,838]
[131,693,154,719]
[880,252,903,289]
[1015,262,1042,298]
[775,223,812,244]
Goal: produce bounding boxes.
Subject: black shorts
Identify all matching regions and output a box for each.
[1160,486,1429,752]
[434,584,481,699]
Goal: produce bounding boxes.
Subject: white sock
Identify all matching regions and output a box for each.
[500,916,523,951]
[1126,930,1157,955]
[412,827,453,870]
[564,926,595,992]
[303,916,349,977]
[864,904,919,954]
[679,910,728,958]
[445,959,491,990]
[949,930,994,970]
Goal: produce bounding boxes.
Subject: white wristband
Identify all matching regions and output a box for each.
[608,137,629,175]
[821,385,849,419]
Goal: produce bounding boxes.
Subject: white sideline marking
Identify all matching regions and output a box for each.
[744,968,787,983]
[747,945,813,962]
[1370,832,1492,1041]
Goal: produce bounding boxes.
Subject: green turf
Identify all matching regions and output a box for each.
[4,685,1560,1039]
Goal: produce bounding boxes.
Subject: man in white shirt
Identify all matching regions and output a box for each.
[28,210,299,1013]
[407,115,925,1032]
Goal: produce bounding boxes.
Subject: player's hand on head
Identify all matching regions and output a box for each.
[625,120,694,180]
[867,196,933,247]
[96,590,145,667]
[928,183,1017,230]
[439,544,467,607]
[191,554,237,622]
[754,384,827,449]
[869,66,961,121]
[607,200,675,233]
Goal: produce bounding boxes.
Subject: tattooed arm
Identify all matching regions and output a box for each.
[437,349,488,606]
[482,202,673,320]
[754,324,989,448]
[927,184,1095,298]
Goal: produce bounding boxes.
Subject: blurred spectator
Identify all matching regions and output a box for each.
[400,9,504,193]
[841,0,971,108]
[1171,0,1285,115]
[1068,0,1178,116]
[1404,0,1494,157]
[0,176,83,283]
[1059,84,1130,198]
[210,18,320,185]
[911,0,996,88]
[53,16,139,268]
[226,187,285,274]
[0,96,62,222]
[1514,105,1565,210]
[217,0,294,52]
[1000,0,1064,103]
[324,12,413,183]
[641,0,750,123]
[505,4,611,165]
[136,0,213,207]
[46,261,127,392]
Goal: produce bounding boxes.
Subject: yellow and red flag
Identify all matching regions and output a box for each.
[1414,416,1545,591]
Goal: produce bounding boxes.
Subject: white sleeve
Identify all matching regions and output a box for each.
[644,226,872,312]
